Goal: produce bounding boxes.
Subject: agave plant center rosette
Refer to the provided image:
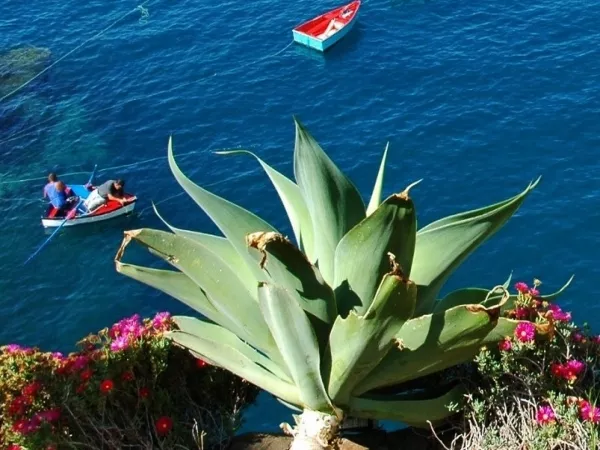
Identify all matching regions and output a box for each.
[114,117,569,450]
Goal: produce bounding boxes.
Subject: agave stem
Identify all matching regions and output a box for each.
[281,410,342,450]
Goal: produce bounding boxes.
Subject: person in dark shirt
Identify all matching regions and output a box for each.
[83,179,127,212]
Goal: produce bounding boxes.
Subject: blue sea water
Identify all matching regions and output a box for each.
[1,0,600,434]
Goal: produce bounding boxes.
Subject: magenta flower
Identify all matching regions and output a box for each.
[515,282,529,293]
[514,322,536,343]
[529,287,540,297]
[580,403,600,423]
[4,344,22,353]
[514,307,530,320]
[72,355,89,371]
[152,312,171,330]
[110,335,129,352]
[51,352,63,360]
[547,304,571,322]
[498,338,512,352]
[34,408,61,423]
[536,405,556,425]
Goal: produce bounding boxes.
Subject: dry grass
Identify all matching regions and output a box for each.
[429,396,600,450]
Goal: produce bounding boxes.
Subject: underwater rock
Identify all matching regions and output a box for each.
[0,46,52,97]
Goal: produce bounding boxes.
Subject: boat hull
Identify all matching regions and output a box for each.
[41,200,136,228]
[292,1,360,52]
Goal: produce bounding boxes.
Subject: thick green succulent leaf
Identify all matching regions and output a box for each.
[167,324,300,407]
[246,231,337,341]
[334,190,417,316]
[293,117,365,286]
[366,143,389,217]
[412,178,540,315]
[348,385,467,428]
[348,383,466,428]
[357,302,518,394]
[117,228,279,361]
[173,316,292,383]
[482,275,575,311]
[152,204,258,299]
[167,136,275,282]
[325,265,417,405]
[114,261,237,330]
[216,150,316,263]
[258,282,333,412]
[433,287,493,314]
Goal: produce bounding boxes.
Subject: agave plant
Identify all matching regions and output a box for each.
[115,117,569,449]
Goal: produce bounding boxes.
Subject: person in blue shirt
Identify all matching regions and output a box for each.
[48,181,78,216]
[43,173,57,199]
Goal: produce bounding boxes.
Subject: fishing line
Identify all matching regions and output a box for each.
[0,149,202,185]
[0,1,155,104]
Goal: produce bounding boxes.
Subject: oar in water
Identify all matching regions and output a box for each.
[24,165,97,266]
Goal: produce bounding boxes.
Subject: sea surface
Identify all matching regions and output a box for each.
[1,0,600,434]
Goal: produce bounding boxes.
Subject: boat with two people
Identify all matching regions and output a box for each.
[41,169,137,228]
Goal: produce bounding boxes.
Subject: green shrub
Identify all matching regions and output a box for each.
[0,312,259,450]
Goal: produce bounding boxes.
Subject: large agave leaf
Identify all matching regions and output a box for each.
[216,150,316,263]
[117,229,280,362]
[412,178,540,315]
[366,143,389,216]
[348,383,465,428]
[167,320,300,407]
[246,232,336,350]
[434,275,574,314]
[293,117,365,286]
[325,258,417,405]
[153,204,258,299]
[114,261,238,331]
[167,136,276,282]
[481,275,575,311]
[334,188,417,316]
[173,316,292,383]
[356,301,520,394]
[258,282,333,412]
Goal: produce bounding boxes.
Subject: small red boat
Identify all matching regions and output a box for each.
[292,1,361,52]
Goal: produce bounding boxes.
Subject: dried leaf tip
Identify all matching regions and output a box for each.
[115,231,136,262]
[397,179,423,200]
[387,252,406,280]
[246,231,289,268]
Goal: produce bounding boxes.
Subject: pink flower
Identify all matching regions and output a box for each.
[514,322,536,343]
[51,352,64,360]
[551,362,565,378]
[536,405,556,425]
[110,335,129,352]
[572,332,585,343]
[4,344,22,353]
[152,312,171,330]
[547,304,571,322]
[580,403,600,423]
[7,445,22,450]
[35,408,61,423]
[72,355,89,371]
[529,288,540,297]
[499,338,512,352]
[514,307,531,320]
[515,282,529,293]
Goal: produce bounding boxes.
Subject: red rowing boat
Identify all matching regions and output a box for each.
[292,1,361,52]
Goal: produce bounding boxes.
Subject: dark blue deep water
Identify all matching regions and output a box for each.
[2,0,600,433]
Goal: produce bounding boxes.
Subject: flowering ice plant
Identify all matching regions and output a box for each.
[0,312,258,449]
[465,278,600,445]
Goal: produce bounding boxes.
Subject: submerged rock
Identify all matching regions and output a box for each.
[0,46,52,97]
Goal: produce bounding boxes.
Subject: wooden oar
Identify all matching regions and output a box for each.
[24,165,97,265]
